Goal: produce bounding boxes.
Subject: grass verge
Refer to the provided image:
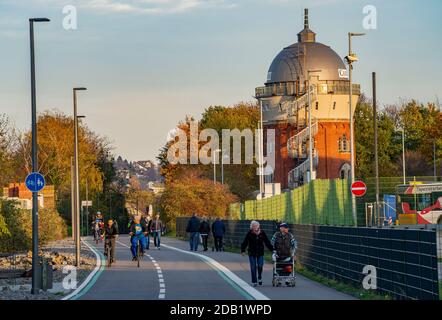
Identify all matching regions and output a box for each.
[164,230,176,237]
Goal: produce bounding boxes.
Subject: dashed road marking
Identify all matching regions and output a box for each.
[147,254,166,300]
[116,240,166,300]
[162,242,269,300]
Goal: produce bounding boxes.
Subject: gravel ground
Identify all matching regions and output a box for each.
[0,238,98,300]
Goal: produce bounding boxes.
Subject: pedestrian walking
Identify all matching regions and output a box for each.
[186,213,201,251]
[199,217,211,252]
[241,221,273,287]
[149,214,164,250]
[211,217,226,252]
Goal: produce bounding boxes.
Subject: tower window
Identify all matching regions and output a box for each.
[333,101,336,110]
[338,134,350,153]
[339,163,351,179]
[315,101,319,110]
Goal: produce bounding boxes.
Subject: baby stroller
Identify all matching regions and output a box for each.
[272,255,296,287]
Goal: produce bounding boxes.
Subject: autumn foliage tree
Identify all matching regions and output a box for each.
[157,102,260,202]
[159,172,237,229]
[355,97,441,178]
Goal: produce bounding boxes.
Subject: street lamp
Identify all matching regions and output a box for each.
[397,128,406,184]
[258,100,264,198]
[76,115,86,237]
[307,69,321,182]
[213,149,221,184]
[73,87,87,267]
[345,32,365,225]
[433,140,437,182]
[29,17,50,295]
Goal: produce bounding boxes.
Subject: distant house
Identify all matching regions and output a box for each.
[148,181,165,194]
[2,182,56,210]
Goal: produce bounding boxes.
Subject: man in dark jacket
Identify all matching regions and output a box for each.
[241,221,273,287]
[211,217,226,252]
[104,219,119,263]
[271,222,297,260]
[148,214,164,250]
[186,213,200,251]
[199,217,211,251]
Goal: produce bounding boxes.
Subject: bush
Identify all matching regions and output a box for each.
[0,199,67,254]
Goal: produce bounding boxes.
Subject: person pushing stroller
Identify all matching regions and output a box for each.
[271,222,297,287]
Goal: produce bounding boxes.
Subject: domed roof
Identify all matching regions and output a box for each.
[265,9,347,84]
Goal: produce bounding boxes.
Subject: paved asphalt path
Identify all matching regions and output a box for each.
[78,235,354,300]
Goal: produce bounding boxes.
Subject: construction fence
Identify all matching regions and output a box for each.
[229,179,353,226]
[229,176,442,227]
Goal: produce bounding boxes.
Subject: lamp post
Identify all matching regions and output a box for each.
[259,100,264,198]
[73,87,87,267]
[71,157,75,240]
[221,151,225,185]
[77,115,86,236]
[213,149,221,184]
[372,72,381,226]
[29,17,50,295]
[346,32,365,225]
[434,140,437,182]
[307,69,321,183]
[398,128,406,184]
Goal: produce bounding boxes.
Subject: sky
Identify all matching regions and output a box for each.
[0,0,441,162]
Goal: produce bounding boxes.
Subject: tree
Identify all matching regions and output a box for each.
[355,97,441,178]
[157,102,260,201]
[354,95,401,178]
[0,114,18,189]
[159,172,237,229]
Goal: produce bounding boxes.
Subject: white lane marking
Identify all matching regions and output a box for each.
[162,243,269,300]
[62,239,102,300]
[116,240,166,300]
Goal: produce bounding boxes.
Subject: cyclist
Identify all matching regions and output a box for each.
[129,215,147,261]
[128,214,150,252]
[104,218,119,263]
[93,212,104,242]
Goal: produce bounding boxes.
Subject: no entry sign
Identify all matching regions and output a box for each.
[351,181,367,197]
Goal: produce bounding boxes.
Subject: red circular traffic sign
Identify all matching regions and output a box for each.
[351,181,367,197]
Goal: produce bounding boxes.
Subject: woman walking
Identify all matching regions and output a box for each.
[241,221,273,287]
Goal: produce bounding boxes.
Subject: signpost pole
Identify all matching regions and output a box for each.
[29,17,50,294]
[29,19,39,295]
[372,72,380,226]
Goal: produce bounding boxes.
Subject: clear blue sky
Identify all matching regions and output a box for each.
[1,0,441,161]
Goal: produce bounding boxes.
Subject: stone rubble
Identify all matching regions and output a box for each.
[0,238,99,300]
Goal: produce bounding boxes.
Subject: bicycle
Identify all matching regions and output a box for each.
[105,239,114,268]
[137,241,141,268]
[135,238,144,268]
[94,229,104,244]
